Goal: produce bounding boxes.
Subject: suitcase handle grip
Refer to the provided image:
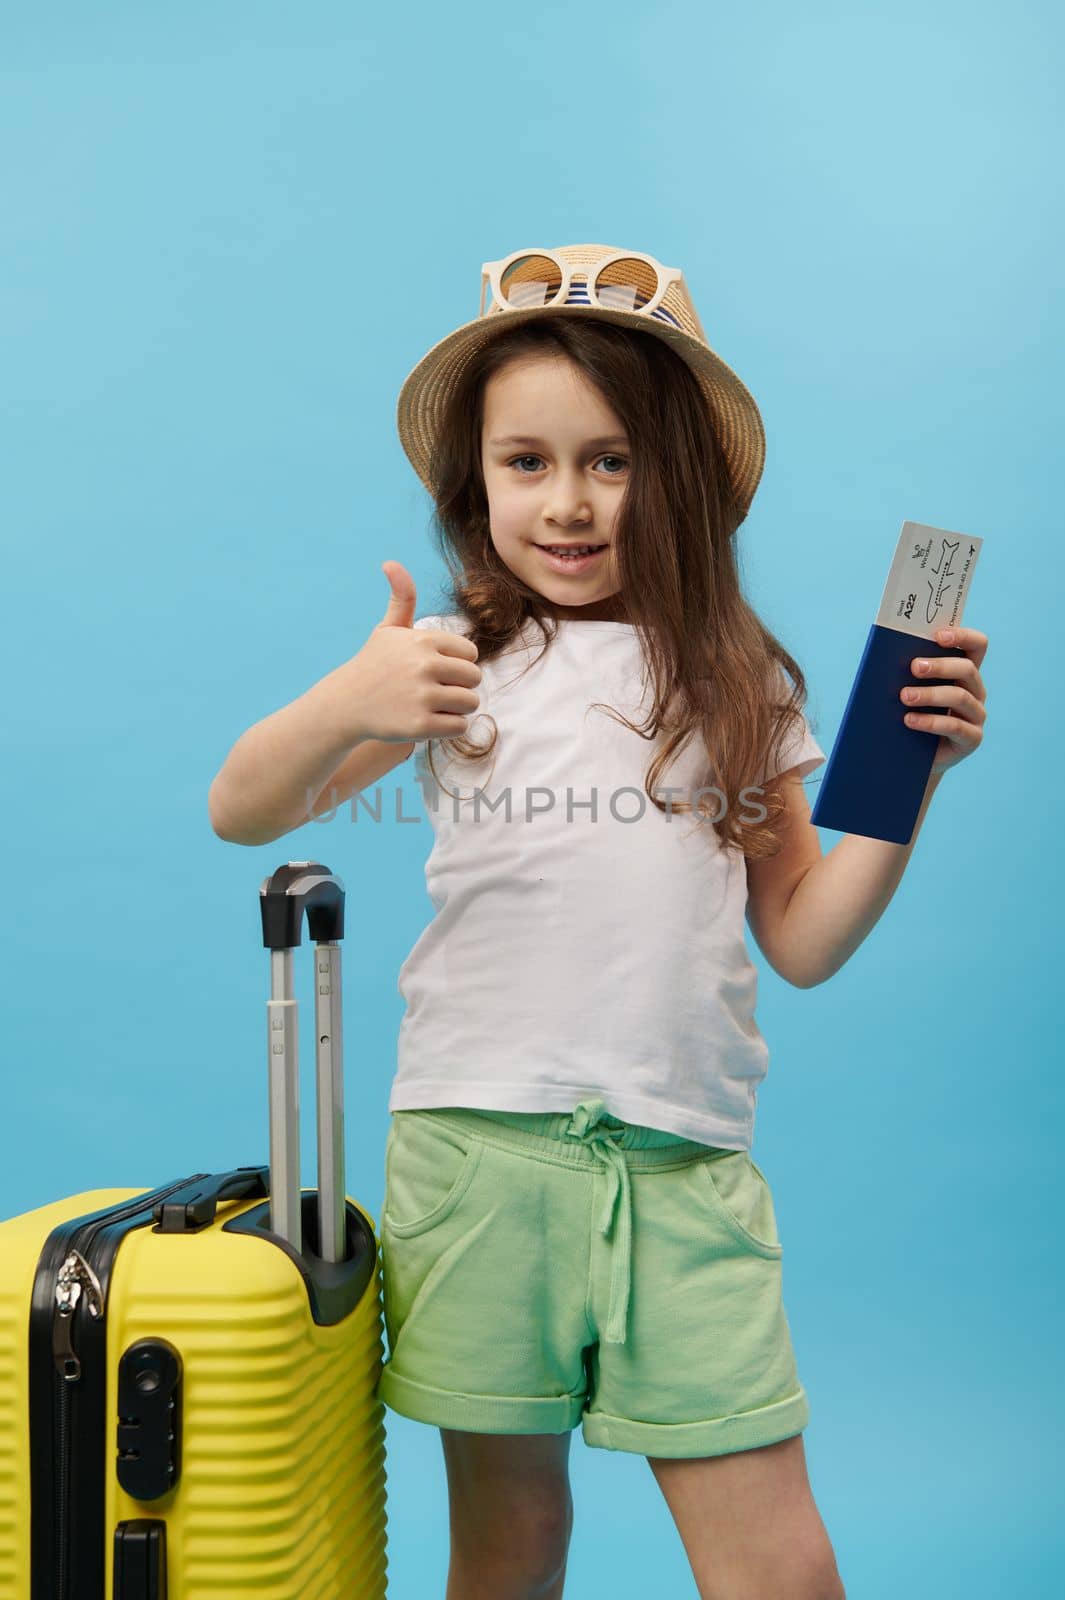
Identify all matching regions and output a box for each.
[152,1167,270,1233]
[259,861,345,950]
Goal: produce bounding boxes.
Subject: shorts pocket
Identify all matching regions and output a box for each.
[382,1112,484,1239]
[692,1151,783,1258]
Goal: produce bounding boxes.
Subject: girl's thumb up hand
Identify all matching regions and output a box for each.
[378,560,417,629]
[324,562,482,746]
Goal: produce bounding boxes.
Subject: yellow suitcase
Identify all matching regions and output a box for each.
[0,862,389,1598]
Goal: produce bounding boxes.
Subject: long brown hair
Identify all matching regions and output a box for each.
[417,314,817,860]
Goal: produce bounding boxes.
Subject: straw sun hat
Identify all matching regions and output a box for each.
[395,243,767,525]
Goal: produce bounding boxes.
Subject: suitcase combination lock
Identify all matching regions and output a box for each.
[116,1338,183,1500]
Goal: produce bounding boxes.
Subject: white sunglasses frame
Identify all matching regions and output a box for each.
[479,248,687,324]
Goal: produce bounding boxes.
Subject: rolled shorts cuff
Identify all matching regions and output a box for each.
[377,1366,586,1435]
[582,1384,811,1458]
[378,1364,810,1458]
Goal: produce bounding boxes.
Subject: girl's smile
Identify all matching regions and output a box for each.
[533,542,610,575]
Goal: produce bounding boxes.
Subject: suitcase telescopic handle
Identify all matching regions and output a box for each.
[260,860,345,949]
[259,862,348,1263]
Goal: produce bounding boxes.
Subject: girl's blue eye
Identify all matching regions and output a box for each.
[508,454,628,475]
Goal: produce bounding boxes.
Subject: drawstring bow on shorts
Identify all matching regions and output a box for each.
[564,1097,633,1345]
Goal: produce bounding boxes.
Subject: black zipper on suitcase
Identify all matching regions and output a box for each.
[29,1175,210,1600]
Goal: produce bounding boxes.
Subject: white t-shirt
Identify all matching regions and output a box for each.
[390,613,826,1149]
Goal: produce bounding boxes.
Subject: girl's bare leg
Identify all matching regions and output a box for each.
[441,1427,575,1599]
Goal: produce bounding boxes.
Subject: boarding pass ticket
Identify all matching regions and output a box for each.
[876,520,983,641]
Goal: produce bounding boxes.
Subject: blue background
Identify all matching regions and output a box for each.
[3,3,1058,1594]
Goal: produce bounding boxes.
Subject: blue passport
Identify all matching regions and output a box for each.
[809,623,968,844]
[809,520,983,845]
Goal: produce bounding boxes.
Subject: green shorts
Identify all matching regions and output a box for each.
[375,1096,810,1458]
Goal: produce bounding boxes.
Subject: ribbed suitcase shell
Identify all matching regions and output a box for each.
[0,862,389,1598]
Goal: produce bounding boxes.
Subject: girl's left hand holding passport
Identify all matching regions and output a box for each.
[901,624,988,776]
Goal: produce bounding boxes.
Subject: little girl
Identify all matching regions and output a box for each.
[209,244,989,1600]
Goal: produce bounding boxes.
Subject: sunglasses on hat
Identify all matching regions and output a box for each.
[479,247,701,336]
